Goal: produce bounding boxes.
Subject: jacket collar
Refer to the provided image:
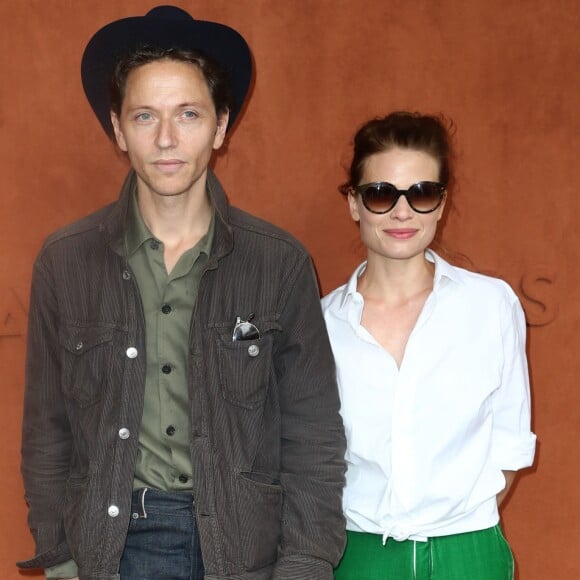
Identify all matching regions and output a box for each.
[102,167,234,263]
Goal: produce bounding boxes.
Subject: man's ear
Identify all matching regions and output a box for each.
[213,110,230,150]
[110,112,128,152]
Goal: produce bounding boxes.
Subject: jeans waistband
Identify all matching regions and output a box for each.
[131,487,194,519]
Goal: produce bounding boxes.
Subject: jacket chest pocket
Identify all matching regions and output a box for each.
[216,323,278,410]
[59,324,117,408]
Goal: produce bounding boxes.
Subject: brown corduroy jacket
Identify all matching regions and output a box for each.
[19,169,346,580]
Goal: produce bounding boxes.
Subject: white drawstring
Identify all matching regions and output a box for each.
[140,487,148,518]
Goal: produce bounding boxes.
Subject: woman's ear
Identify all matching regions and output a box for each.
[348,190,361,222]
[436,191,447,222]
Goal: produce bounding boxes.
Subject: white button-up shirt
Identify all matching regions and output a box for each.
[322,251,536,541]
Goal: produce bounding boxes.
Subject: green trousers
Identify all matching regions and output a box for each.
[334,525,514,580]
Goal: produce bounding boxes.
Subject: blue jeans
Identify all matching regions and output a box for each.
[119,488,204,580]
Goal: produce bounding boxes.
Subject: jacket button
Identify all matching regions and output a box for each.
[166,425,176,436]
[108,505,119,518]
[75,342,83,351]
[118,428,130,439]
[248,345,259,357]
[126,347,138,358]
[178,474,189,483]
[122,270,131,280]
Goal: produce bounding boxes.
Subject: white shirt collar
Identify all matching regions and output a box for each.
[337,249,463,311]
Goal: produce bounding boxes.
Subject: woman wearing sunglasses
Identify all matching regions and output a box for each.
[322,111,536,579]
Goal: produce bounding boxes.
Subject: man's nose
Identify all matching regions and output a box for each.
[156,118,177,148]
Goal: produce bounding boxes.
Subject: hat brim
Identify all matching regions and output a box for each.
[81,6,252,137]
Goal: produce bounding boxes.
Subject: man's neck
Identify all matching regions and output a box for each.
[136,183,213,274]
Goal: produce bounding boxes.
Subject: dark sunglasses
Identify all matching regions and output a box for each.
[354,181,446,214]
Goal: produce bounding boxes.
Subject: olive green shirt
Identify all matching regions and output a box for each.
[125,191,214,491]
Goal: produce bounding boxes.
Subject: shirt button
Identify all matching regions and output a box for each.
[126,347,138,359]
[178,474,189,483]
[108,505,119,518]
[166,425,176,436]
[75,342,84,351]
[161,304,172,314]
[122,270,131,280]
[118,428,130,440]
[150,239,160,250]
[248,345,260,357]
[161,364,172,374]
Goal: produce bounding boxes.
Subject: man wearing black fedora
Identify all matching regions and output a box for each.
[19,6,346,580]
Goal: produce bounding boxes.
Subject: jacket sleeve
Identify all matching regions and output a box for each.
[272,256,346,579]
[18,255,74,570]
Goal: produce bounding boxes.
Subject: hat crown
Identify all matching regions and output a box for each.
[82,4,252,136]
[145,5,193,21]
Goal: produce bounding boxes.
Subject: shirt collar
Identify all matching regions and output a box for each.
[124,186,215,259]
[337,249,463,311]
[124,187,152,257]
[426,249,465,289]
[338,261,367,310]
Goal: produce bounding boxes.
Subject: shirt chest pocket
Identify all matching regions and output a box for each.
[59,324,116,408]
[216,321,280,410]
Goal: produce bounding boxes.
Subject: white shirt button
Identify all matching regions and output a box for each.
[108,505,119,518]
[118,428,130,439]
[126,347,138,359]
[248,345,259,357]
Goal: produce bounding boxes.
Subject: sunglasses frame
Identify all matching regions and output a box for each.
[353,181,446,214]
[232,315,261,342]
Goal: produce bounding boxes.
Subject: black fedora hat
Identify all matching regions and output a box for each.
[81,5,252,137]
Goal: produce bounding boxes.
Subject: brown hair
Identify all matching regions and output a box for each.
[339,111,455,195]
[109,46,233,119]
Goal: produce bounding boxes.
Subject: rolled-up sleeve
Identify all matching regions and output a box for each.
[491,293,537,470]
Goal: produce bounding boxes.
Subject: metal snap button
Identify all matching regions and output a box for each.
[248,344,259,357]
[126,347,138,359]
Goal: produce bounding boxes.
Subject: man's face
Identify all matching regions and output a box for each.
[111,59,228,200]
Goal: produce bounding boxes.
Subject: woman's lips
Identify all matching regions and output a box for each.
[384,228,418,239]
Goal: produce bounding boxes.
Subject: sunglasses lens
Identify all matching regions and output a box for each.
[406,182,443,212]
[361,184,398,213]
[232,322,260,341]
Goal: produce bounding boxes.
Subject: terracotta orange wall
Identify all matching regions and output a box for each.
[1,1,578,578]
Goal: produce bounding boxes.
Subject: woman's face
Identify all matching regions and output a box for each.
[348,147,446,264]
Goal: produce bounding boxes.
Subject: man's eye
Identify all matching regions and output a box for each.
[182,110,198,119]
[136,112,153,121]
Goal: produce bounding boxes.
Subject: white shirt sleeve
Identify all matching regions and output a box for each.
[490,288,536,470]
